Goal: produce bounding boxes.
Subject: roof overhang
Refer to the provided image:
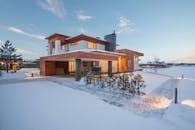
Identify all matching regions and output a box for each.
[67,34,106,45]
[115,49,144,56]
[45,33,69,40]
[40,51,120,61]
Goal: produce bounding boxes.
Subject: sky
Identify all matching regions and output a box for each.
[0,0,195,63]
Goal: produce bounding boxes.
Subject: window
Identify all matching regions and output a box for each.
[71,42,77,45]
[65,44,69,51]
[68,61,75,72]
[88,42,96,49]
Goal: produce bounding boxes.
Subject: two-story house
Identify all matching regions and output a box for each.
[40,31,143,80]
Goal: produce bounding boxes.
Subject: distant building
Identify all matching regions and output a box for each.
[22,59,40,68]
[40,31,143,79]
[0,58,22,70]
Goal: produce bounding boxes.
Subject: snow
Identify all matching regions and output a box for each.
[0,71,25,80]
[0,66,195,130]
[0,68,41,81]
[164,104,195,130]
[177,79,195,109]
[0,81,175,130]
[182,100,195,108]
[136,71,170,93]
[178,79,195,101]
[146,66,195,79]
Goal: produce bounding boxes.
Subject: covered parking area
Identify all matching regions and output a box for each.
[40,51,123,80]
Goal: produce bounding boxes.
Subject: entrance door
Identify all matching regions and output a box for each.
[119,57,126,72]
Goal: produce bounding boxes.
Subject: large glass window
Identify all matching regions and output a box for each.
[88,42,97,49]
[68,61,75,72]
[71,42,77,45]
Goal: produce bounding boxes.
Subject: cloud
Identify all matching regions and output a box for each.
[77,11,92,21]
[16,48,39,56]
[7,26,45,40]
[79,28,87,34]
[116,16,135,34]
[38,0,66,19]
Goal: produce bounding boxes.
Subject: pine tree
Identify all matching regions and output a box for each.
[0,40,21,73]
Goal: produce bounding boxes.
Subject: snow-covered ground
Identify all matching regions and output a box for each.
[0,66,195,130]
[144,66,195,79]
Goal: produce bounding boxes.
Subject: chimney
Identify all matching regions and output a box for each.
[104,30,116,51]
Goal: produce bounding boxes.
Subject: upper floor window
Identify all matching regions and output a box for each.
[71,42,77,45]
[88,42,97,49]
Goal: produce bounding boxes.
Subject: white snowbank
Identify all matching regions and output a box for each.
[1,66,195,130]
[0,81,176,130]
[0,71,26,80]
[136,71,170,93]
[178,79,195,101]
[0,68,41,81]
[182,100,195,108]
[154,66,195,79]
[164,104,195,130]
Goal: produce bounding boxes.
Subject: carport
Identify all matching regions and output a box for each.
[40,51,123,80]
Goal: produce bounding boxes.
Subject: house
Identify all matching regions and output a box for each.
[0,58,22,71]
[40,31,143,80]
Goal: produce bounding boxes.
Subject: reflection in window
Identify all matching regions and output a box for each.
[88,42,96,49]
[69,61,75,72]
[71,42,77,45]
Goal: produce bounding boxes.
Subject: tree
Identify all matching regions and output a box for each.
[0,40,21,73]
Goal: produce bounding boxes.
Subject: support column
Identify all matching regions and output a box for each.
[108,61,112,77]
[175,88,178,104]
[75,59,82,81]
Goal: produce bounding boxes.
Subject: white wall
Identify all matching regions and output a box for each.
[97,44,105,50]
[134,56,140,71]
[51,40,106,55]
[48,43,51,55]
[69,40,88,51]
[54,40,61,55]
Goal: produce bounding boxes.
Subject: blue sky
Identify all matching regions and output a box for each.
[0,0,195,63]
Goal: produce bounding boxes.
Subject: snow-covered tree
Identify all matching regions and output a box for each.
[0,40,21,73]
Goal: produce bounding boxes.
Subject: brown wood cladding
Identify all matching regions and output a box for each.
[115,49,143,71]
[47,34,106,46]
[46,33,69,40]
[40,60,56,76]
[45,61,56,76]
[115,49,144,56]
[67,34,106,45]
